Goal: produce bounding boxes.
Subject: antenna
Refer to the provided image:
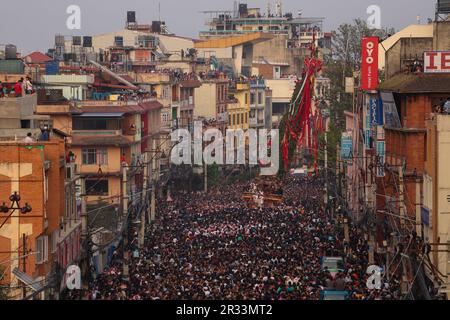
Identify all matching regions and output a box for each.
[159,2,161,21]
[276,1,283,17]
[267,0,271,17]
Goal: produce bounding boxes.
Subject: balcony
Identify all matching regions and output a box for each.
[41,74,95,85]
[135,73,171,84]
[249,79,266,89]
[180,98,194,111]
[72,130,122,136]
[80,97,156,107]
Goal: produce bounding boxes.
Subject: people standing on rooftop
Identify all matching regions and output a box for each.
[14,79,23,97]
[25,76,33,94]
[23,132,34,143]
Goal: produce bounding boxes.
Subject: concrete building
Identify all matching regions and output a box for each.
[0,138,81,300]
[266,77,296,126]
[194,72,229,131]
[249,78,269,129]
[425,114,450,297]
[36,98,162,205]
[378,24,434,72]
[381,21,450,80]
[199,2,327,76]
[195,33,273,77]
[228,81,250,130]
[40,74,95,101]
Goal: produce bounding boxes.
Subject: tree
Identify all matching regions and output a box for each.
[322,19,395,170]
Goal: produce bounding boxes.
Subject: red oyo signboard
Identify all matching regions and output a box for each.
[424,51,450,73]
[360,37,379,91]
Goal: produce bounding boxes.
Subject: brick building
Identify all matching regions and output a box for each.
[0,139,81,299]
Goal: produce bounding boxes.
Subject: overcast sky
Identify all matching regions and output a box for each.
[0,0,435,54]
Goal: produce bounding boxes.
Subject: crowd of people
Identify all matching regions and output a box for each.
[80,176,402,300]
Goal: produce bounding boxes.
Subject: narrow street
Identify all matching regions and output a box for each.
[80,176,400,300]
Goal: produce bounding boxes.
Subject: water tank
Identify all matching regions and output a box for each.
[5,44,17,60]
[0,45,5,60]
[45,61,60,75]
[83,36,92,48]
[55,35,65,46]
[437,0,450,13]
[73,36,82,46]
[127,11,136,23]
[239,4,248,16]
[0,59,25,74]
[152,21,161,33]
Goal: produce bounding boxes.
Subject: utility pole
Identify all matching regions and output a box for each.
[122,166,129,279]
[398,166,410,294]
[22,233,26,299]
[399,166,406,230]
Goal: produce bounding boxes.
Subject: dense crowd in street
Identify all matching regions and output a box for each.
[81,176,402,300]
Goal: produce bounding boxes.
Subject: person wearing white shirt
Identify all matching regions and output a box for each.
[23,132,34,143]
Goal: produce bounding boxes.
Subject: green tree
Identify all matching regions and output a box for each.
[207,163,220,188]
[323,19,395,167]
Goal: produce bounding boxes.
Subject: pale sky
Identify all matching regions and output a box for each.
[0,0,436,54]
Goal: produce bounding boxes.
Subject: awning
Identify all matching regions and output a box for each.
[79,113,125,118]
[12,268,43,292]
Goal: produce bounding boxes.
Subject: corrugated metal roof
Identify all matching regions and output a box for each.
[12,268,43,292]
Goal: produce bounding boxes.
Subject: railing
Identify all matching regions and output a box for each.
[80,97,156,106]
[249,79,266,88]
[72,130,121,136]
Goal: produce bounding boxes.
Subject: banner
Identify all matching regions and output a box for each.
[361,37,379,90]
[424,51,450,73]
[381,92,401,128]
[341,133,353,160]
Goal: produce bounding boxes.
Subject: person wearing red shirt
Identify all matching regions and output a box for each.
[14,80,23,97]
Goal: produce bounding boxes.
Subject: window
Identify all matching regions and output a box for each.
[36,236,49,264]
[85,179,109,196]
[245,113,248,124]
[233,114,236,125]
[258,92,263,105]
[245,93,249,105]
[51,230,58,254]
[82,148,108,165]
[250,93,255,105]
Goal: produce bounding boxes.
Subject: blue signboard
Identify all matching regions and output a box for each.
[421,207,430,226]
[341,135,353,160]
[376,141,386,177]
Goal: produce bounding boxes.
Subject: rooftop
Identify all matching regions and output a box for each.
[71,135,133,147]
[378,73,450,93]
[23,51,53,64]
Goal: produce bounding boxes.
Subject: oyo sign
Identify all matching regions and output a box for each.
[361,37,379,91]
[424,51,450,73]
